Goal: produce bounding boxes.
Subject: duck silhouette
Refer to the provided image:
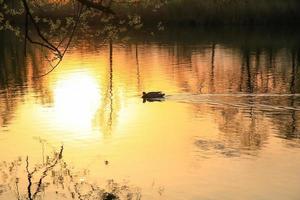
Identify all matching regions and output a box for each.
[142,92,165,103]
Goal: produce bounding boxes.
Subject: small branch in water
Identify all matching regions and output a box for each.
[32,146,64,199]
[26,156,35,200]
[25,146,64,200]
[15,178,21,200]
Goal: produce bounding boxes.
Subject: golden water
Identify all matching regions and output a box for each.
[0,31,300,199]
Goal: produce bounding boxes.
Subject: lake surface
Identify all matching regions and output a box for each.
[0,28,300,200]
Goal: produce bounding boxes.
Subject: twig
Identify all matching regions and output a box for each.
[26,156,34,200]
[33,4,84,78]
[22,0,62,57]
[15,178,21,200]
[32,146,64,199]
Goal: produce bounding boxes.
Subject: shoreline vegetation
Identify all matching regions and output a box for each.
[146,0,300,26]
[2,0,300,28]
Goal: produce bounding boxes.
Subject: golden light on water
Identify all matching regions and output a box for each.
[1,39,300,200]
[52,72,101,131]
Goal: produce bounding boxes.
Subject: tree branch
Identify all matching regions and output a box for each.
[22,0,62,57]
[33,4,84,78]
[32,146,64,199]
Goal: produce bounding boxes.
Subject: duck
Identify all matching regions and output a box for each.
[142,91,165,99]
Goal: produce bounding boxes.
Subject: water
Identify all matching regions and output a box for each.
[0,28,300,200]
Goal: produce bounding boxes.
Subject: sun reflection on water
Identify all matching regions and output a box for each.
[53,72,101,131]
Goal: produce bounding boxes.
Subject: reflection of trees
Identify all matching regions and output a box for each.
[1,28,300,144]
[135,44,141,92]
[95,40,121,135]
[108,40,114,130]
[193,102,269,157]
[189,46,300,152]
[218,106,268,151]
[270,49,300,141]
[209,42,215,93]
[240,48,253,93]
[0,145,141,200]
[0,32,27,127]
[0,32,53,127]
[192,78,299,153]
[289,50,297,138]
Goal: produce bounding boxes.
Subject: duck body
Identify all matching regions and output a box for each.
[142,91,165,99]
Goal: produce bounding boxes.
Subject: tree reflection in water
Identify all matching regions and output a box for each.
[1,28,300,157]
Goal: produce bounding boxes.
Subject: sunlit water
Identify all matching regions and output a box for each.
[0,29,300,200]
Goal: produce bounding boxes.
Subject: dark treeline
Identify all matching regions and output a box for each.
[131,26,300,52]
[2,0,300,28]
[142,0,300,26]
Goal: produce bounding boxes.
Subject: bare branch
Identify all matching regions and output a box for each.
[21,0,62,57]
[26,156,33,200]
[33,4,84,78]
[32,146,64,199]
